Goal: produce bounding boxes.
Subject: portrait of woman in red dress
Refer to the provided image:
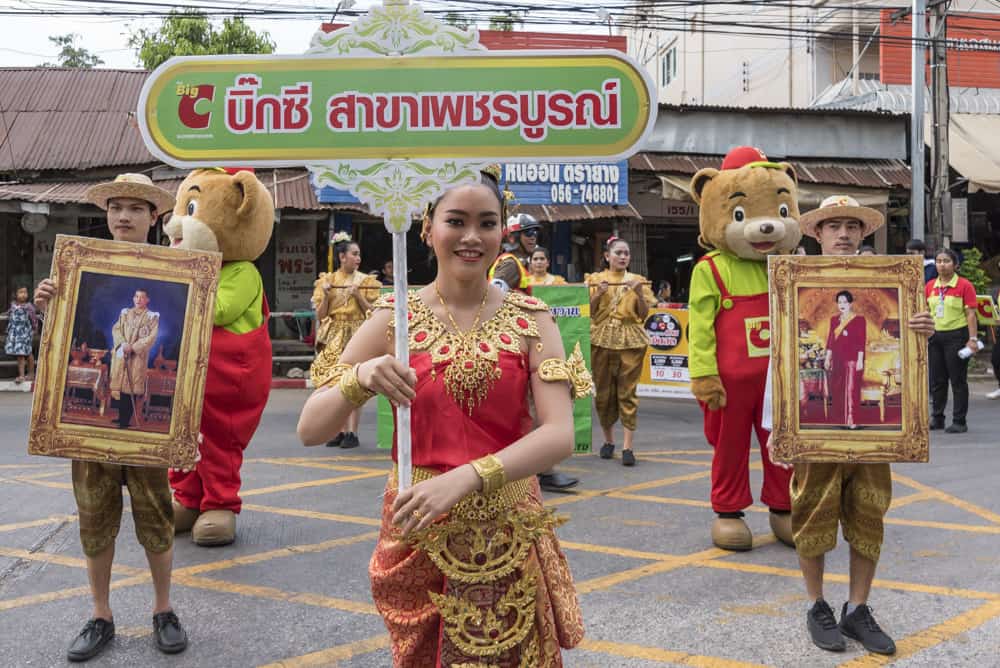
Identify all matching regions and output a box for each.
[824,290,867,428]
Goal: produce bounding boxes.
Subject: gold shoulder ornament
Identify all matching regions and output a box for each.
[537,342,595,399]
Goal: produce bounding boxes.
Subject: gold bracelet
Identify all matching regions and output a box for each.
[470,454,506,496]
[338,363,376,407]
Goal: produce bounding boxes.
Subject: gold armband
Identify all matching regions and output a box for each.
[338,363,376,407]
[537,342,595,399]
[470,454,506,496]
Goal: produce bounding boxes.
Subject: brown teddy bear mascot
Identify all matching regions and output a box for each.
[165,168,274,546]
[688,147,802,551]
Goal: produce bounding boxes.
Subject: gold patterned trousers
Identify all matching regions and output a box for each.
[790,463,892,564]
[591,345,644,431]
[369,468,584,667]
[71,461,174,557]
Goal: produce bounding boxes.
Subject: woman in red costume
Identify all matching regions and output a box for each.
[297,168,587,667]
[824,290,867,428]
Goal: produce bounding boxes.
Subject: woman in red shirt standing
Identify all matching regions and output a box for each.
[926,248,980,433]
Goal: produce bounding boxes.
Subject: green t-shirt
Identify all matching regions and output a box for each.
[215,261,264,334]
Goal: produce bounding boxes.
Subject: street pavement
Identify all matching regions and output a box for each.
[1,381,998,667]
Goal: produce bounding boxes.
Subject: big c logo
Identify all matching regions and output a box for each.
[177,84,216,130]
[745,316,771,358]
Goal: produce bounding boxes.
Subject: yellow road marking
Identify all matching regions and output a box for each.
[177,531,380,576]
[241,471,387,497]
[576,558,689,594]
[624,449,714,456]
[837,599,1000,667]
[0,464,53,470]
[5,478,73,491]
[0,575,150,611]
[257,634,391,667]
[697,560,1000,601]
[885,517,1000,534]
[0,547,146,576]
[249,457,387,474]
[640,456,715,467]
[889,491,932,509]
[0,514,76,533]
[578,638,770,667]
[243,504,381,527]
[174,574,379,615]
[891,472,1000,525]
[608,492,770,514]
[117,626,152,638]
[613,470,713,494]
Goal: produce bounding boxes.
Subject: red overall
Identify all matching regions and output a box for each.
[170,298,272,514]
[699,256,791,513]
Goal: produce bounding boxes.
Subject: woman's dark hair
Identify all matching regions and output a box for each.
[656,280,671,294]
[427,170,505,219]
[835,290,854,303]
[936,248,960,266]
[602,236,629,267]
[333,239,359,270]
[530,246,549,261]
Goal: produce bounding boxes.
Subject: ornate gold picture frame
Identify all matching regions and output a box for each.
[769,255,928,463]
[29,235,221,468]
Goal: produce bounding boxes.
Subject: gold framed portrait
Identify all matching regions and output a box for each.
[29,235,221,468]
[768,255,928,463]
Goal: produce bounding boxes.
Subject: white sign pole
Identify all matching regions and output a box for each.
[391,229,412,489]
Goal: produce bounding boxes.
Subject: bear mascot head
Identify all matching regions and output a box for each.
[165,167,273,260]
[690,146,802,259]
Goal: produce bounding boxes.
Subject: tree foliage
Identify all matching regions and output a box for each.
[957,246,992,294]
[129,10,275,70]
[444,11,471,30]
[45,34,104,68]
[488,10,525,32]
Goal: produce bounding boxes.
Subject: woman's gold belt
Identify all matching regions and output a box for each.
[390,464,531,522]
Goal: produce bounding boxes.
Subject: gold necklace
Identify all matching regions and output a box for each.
[432,282,499,413]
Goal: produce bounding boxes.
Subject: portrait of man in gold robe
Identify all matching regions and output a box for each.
[110,289,159,429]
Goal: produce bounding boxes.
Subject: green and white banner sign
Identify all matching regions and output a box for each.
[138,51,655,167]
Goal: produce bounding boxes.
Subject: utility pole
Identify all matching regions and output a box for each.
[910,0,926,241]
[928,1,951,250]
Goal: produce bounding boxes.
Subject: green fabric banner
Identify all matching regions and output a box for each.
[376,285,593,452]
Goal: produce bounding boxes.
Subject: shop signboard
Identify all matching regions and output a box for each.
[275,220,316,313]
[637,306,694,399]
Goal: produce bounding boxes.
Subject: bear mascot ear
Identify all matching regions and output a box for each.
[690,168,719,206]
[233,170,264,221]
[777,162,798,187]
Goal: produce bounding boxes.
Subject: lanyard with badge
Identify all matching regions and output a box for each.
[936,283,946,319]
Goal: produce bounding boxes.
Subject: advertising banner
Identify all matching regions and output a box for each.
[637,306,694,399]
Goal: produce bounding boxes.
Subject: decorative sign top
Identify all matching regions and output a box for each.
[137,50,655,167]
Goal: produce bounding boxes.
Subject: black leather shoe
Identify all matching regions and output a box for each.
[67,618,115,662]
[839,603,895,655]
[326,432,345,448]
[622,449,636,466]
[599,443,614,459]
[538,471,579,492]
[930,418,945,430]
[945,423,968,434]
[153,610,188,655]
[340,432,360,449]
[807,599,845,652]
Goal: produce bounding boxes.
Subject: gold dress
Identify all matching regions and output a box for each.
[366,290,589,667]
[585,270,656,431]
[309,269,381,387]
[527,273,567,286]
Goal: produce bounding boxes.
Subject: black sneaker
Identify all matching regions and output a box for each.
[945,423,968,434]
[599,443,615,459]
[839,603,895,655]
[153,610,188,655]
[326,432,345,448]
[341,432,360,449]
[538,471,579,492]
[806,599,845,652]
[67,618,115,662]
[930,418,945,430]
[622,449,636,466]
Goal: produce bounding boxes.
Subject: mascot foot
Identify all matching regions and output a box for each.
[769,510,795,547]
[712,513,753,551]
[173,501,200,534]
[192,510,236,546]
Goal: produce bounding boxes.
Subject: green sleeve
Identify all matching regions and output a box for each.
[688,259,721,378]
[215,262,260,328]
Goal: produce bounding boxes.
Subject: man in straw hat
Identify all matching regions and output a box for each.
[33,173,188,661]
[769,195,935,656]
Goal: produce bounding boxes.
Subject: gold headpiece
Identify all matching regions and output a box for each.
[481,163,502,182]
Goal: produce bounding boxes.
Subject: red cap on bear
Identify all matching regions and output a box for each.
[721,146,769,170]
[222,167,255,175]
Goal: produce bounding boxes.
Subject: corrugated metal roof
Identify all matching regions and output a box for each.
[812,78,1000,114]
[630,152,911,188]
[659,102,906,119]
[0,68,154,172]
[0,168,336,211]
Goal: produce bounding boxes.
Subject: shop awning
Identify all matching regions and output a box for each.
[657,174,890,207]
[942,114,1000,194]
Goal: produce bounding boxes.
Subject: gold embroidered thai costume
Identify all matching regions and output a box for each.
[586,270,656,431]
[368,291,587,667]
[309,269,381,387]
[527,273,567,286]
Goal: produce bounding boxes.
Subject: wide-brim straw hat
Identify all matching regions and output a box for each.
[85,173,175,215]
[799,195,885,239]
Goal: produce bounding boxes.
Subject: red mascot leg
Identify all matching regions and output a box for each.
[703,396,755,513]
[168,468,203,511]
